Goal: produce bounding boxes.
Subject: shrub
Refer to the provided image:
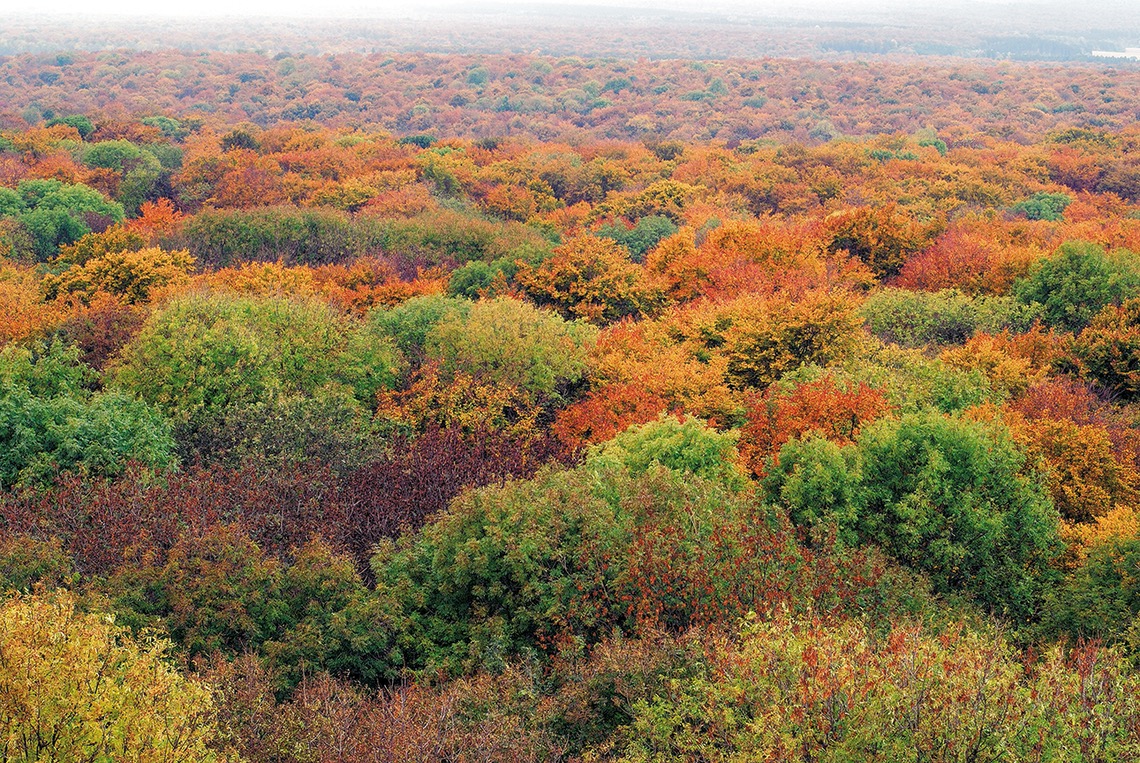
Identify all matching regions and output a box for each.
[861,288,1040,347]
[766,411,1062,618]
[0,342,174,489]
[1013,241,1140,332]
[109,292,402,454]
[0,591,230,763]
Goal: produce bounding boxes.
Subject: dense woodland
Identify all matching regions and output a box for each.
[4,44,1140,761]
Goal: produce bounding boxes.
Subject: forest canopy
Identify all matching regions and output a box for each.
[3,40,1140,763]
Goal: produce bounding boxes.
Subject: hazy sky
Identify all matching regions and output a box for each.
[17,0,1117,18]
[19,0,702,17]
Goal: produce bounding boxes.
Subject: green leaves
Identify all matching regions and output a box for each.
[109,292,403,456]
[0,180,124,260]
[1014,241,1140,332]
[586,415,746,489]
[423,297,595,401]
[0,342,174,489]
[766,410,1062,619]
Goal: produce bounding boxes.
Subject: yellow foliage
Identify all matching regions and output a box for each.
[516,235,665,324]
[0,264,68,345]
[1003,411,1139,524]
[0,591,233,763]
[940,333,1044,399]
[376,362,539,437]
[1064,504,1140,558]
[719,289,865,389]
[589,319,739,424]
[203,260,318,298]
[43,247,195,305]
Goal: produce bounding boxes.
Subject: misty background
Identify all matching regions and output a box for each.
[2,0,1138,61]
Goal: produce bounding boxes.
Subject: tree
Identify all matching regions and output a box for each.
[108,292,402,455]
[516,235,664,324]
[1014,241,1140,332]
[825,204,936,280]
[722,289,864,389]
[41,246,195,304]
[739,376,890,478]
[766,411,1062,618]
[1010,191,1071,221]
[424,296,596,403]
[0,179,124,260]
[80,139,163,215]
[0,591,232,763]
[1074,297,1140,399]
[0,341,175,489]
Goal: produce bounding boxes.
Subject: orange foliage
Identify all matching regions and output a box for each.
[359,185,438,219]
[128,199,185,240]
[0,264,69,345]
[939,333,1045,399]
[825,204,939,281]
[375,361,538,438]
[516,235,663,324]
[894,218,1048,295]
[739,376,891,477]
[313,259,447,314]
[1002,410,1138,525]
[551,382,671,450]
[1063,504,1140,559]
[588,320,737,424]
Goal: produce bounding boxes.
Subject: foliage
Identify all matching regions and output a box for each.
[740,375,890,478]
[0,341,175,489]
[1074,297,1140,399]
[109,292,402,445]
[108,527,401,689]
[1042,535,1140,647]
[767,410,1062,618]
[1013,241,1140,332]
[368,293,471,361]
[595,214,678,262]
[42,245,195,304]
[585,415,746,489]
[861,288,1040,347]
[0,179,124,260]
[516,235,665,323]
[607,617,1140,762]
[374,453,924,675]
[1011,191,1072,221]
[721,289,864,389]
[424,296,596,401]
[825,204,937,280]
[552,382,669,449]
[0,591,231,763]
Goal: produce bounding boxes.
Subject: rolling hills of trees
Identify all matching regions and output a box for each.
[3,45,1140,761]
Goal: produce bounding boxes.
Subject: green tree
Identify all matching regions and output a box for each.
[109,528,400,690]
[767,411,1062,619]
[109,293,403,442]
[424,296,596,401]
[0,342,175,489]
[1010,191,1072,221]
[1042,536,1140,646]
[1014,241,1140,332]
[4,179,125,260]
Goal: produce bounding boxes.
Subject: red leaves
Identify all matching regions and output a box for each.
[740,376,890,478]
[551,382,670,450]
[0,425,565,580]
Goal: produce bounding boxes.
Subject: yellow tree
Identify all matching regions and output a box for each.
[0,592,234,763]
[516,235,665,323]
